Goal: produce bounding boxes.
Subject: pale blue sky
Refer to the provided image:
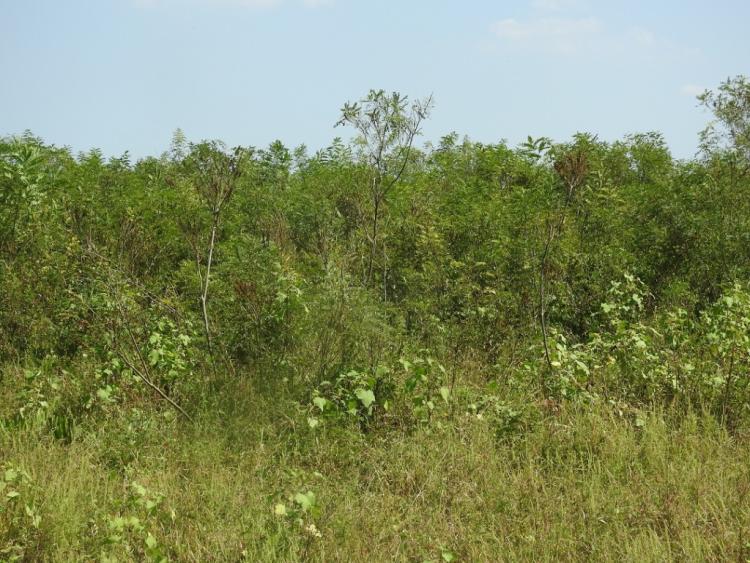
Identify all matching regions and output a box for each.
[2,0,748,159]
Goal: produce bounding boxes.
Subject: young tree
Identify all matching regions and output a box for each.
[336,89,433,287]
[538,144,588,380]
[181,141,249,358]
[0,139,45,253]
[699,75,750,165]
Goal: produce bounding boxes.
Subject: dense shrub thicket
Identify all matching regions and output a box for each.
[2,79,750,561]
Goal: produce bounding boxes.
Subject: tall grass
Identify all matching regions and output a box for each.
[3,378,749,561]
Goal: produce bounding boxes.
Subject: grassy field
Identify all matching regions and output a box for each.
[4,374,750,562]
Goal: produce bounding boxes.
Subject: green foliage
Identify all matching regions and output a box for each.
[145,318,196,387]
[3,78,750,559]
[99,481,172,562]
[400,354,450,424]
[466,388,532,443]
[699,75,750,163]
[310,366,390,428]
[0,464,43,561]
[0,138,48,251]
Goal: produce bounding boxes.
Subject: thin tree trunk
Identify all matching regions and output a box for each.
[539,222,555,385]
[201,216,218,356]
[367,193,380,284]
[538,183,575,386]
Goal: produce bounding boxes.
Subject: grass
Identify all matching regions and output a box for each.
[3,375,750,562]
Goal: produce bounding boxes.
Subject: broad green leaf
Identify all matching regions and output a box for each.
[148,349,161,366]
[439,386,450,403]
[355,388,375,408]
[294,491,316,512]
[313,397,328,412]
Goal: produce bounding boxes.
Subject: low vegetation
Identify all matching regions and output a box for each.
[2,78,750,561]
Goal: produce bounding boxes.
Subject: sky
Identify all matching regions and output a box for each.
[1,0,749,159]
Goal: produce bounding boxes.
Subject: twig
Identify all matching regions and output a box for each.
[114,298,195,423]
